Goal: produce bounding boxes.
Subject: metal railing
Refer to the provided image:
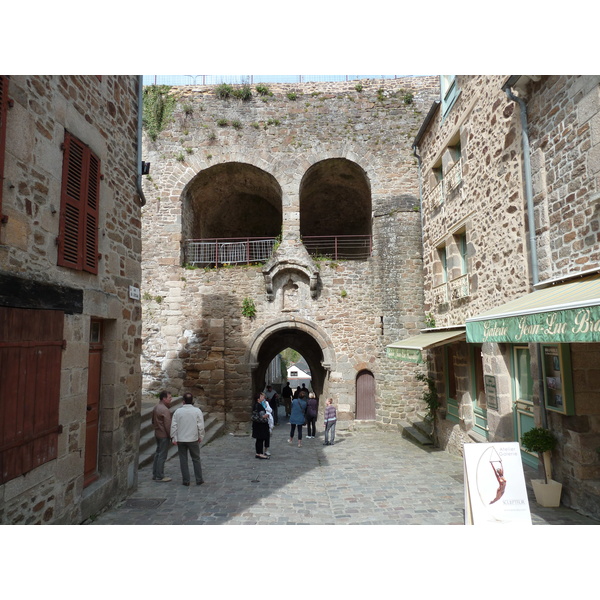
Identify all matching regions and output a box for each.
[184,237,277,266]
[183,235,373,267]
[143,75,409,87]
[302,235,372,260]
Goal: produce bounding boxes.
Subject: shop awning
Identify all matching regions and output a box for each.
[466,274,600,343]
[386,329,466,363]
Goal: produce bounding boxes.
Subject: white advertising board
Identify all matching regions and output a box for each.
[463,442,532,525]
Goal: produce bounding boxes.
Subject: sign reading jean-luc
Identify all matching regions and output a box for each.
[463,442,532,525]
[466,305,600,344]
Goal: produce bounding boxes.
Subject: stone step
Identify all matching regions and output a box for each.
[400,420,433,446]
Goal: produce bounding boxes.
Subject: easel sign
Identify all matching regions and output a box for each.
[463,442,532,525]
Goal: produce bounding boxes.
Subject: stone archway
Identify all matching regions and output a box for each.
[246,318,335,400]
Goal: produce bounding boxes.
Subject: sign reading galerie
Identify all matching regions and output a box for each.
[466,305,600,344]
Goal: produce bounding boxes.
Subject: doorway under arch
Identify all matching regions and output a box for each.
[246,319,335,405]
[356,370,376,420]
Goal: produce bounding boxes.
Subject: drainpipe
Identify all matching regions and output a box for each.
[136,76,147,207]
[503,81,548,429]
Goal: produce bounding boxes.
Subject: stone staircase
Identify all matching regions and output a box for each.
[400,410,434,446]
[138,397,225,469]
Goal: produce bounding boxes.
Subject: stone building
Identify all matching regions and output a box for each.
[140,77,440,433]
[0,75,143,524]
[396,75,600,519]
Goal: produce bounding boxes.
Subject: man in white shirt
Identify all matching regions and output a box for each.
[170,392,205,486]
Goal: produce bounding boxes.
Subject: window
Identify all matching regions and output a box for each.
[57,131,100,274]
[0,307,64,483]
[445,345,459,423]
[440,75,460,117]
[438,245,447,284]
[0,76,9,223]
[457,232,468,275]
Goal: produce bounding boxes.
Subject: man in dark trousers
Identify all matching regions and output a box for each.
[281,381,293,418]
[170,392,205,486]
[151,390,172,482]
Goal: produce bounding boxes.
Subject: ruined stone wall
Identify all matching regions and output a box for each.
[141,77,439,432]
[0,76,142,524]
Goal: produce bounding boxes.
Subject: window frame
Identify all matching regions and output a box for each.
[440,75,460,117]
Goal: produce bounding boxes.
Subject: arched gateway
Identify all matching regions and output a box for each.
[246,318,335,401]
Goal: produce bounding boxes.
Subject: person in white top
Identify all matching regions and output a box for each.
[170,392,205,486]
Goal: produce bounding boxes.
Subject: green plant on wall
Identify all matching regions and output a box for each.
[143,85,177,141]
[416,372,439,446]
[242,297,257,319]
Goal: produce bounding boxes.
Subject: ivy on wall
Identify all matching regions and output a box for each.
[143,85,177,141]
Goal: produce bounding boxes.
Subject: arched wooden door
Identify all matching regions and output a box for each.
[356,370,376,420]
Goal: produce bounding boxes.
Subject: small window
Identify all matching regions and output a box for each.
[457,232,468,275]
[438,246,447,284]
[440,75,460,117]
[57,131,100,274]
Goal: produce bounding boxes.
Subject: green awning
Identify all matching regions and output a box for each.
[466,274,600,343]
[386,329,466,363]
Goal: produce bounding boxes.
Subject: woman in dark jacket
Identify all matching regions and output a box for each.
[252,392,270,459]
[305,392,319,439]
[288,392,307,447]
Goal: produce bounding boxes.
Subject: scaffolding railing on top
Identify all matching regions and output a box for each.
[184,237,277,266]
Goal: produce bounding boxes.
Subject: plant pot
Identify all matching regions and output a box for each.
[531,479,562,507]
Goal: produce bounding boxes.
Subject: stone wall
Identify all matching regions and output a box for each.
[141,77,440,432]
[0,76,142,524]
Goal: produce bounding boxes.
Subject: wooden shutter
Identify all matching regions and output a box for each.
[0,307,64,484]
[57,132,100,273]
[0,76,8,221]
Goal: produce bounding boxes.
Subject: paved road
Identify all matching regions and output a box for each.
[89,419,598,526]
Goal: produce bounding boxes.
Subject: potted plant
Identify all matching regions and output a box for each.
[520,426,562,507]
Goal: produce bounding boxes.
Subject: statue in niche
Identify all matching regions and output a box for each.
[282,278,300,311]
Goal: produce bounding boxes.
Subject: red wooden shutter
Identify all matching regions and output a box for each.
[84,152,100,274]
[57,132,100,273]
[0,307,64,484]
[0,76,8,221]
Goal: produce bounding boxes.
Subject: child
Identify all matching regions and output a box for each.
[323,398,337,446]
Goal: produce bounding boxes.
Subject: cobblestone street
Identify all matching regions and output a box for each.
[89,425,598,526]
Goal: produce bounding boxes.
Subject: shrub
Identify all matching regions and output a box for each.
[215,83,233,99]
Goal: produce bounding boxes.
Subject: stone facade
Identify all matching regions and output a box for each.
[415,75,600,519]
[0,75,142,524]
[141,77,439,432]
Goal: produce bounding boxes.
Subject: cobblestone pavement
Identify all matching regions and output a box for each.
[89,425,598,526]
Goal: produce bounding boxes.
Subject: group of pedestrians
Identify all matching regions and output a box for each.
[254,383,337,455]
[151,391,205,486]
[151,385,338,482]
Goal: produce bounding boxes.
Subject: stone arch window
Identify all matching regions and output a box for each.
[299,158,372,259]
[181,162,282,265]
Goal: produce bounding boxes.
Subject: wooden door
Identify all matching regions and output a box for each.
[356,370,376,420]
[84,320,102,487]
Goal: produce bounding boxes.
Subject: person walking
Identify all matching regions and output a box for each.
[151,390,173,482]
[323,398,337,446]
[288,392,307,447]
[305,392,319,439]
[170,392,205,486]
[252,392,271,459]
[264,385,279,426]
[281,382,293,418]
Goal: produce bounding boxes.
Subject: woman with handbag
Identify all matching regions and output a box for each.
[288,391,307,447]
[251,392,271,459]
[305,392,319,438]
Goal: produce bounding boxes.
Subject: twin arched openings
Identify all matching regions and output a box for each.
[181,158,372,264]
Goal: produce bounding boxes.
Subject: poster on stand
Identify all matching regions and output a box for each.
[463,442,532,525]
